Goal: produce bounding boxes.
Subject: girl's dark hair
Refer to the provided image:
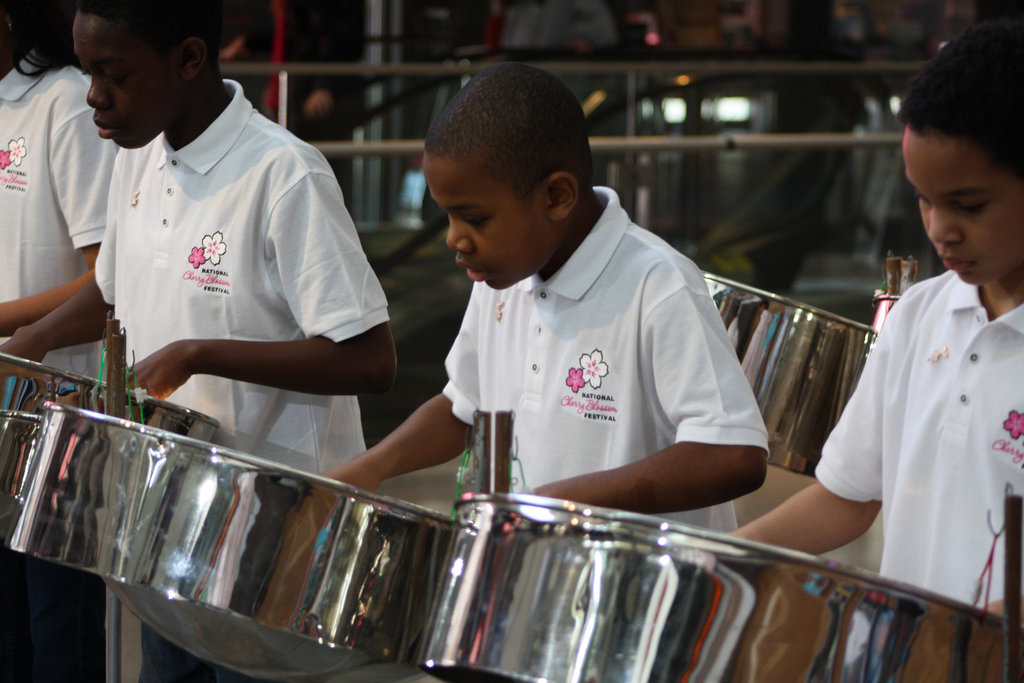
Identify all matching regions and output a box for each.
[899,20,1024,178]
[3,0,78,74]
[77,0,223,66]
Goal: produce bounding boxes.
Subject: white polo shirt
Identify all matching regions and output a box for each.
[95,81,389,472]
[0,60,114,376]
[817,270,1024,604]
[444,188,768,531]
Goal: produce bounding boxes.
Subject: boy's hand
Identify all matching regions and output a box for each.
[131,340,196,400]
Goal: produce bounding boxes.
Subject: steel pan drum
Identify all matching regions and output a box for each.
[0,409,40,538]
[9,402,451,682]
[703,274,876,474]
[0,352,219,544]
[421,494,1005,682]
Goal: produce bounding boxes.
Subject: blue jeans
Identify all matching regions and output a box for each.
[0,547,106,682]
[139,624,271,683]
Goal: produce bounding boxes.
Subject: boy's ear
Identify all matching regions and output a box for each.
[176,37,208,81]
[544,171,579,221]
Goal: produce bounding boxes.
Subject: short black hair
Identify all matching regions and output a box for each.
[4,0,77,74]
[899,20,1024,179]
[76,0,222,65]
[425,62,593,198]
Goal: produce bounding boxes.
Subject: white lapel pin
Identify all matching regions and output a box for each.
[927,346,949,363]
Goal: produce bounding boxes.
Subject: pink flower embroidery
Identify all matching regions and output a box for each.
[188,247,206,268]
[566,367,585,393]
[0,150,9,170]
[1005,410,1024,440]
[579,349,609,389]
[202,231,227,265]
[8,137,26,166]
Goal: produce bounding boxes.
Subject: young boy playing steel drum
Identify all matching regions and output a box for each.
[1,0,395,679]
[736,20,1024,612]
[327,62,769,528]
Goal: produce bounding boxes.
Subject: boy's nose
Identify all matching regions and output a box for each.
[445,222,472,253]
[85,81,110,110]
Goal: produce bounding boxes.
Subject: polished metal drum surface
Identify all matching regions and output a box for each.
[0,350,219,438]
[421,494,1004,683]
[9,403,451,682]
[704,274,876,474]
[0,409,40,540]
[0,352,218,545]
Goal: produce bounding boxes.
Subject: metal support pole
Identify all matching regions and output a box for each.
[103,316,126,683]
[1005,493,1021,683]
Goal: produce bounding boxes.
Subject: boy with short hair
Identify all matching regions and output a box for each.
[735,20,1024,610]
[328,62,768,528]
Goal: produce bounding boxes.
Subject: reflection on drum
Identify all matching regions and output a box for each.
[703,274,876,474]
[0,409,40,541]
[8,402,450,682]
[0,352,219,545]
[420,494,1005,682]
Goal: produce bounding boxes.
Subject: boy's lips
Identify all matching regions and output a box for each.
[942,257,974,273]
[456,256,488,282]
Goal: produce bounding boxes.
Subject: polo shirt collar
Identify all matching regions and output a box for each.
[518,187,629,300]
[945,275,1024,334]
[159,80,250,175]
[0,54,43,102]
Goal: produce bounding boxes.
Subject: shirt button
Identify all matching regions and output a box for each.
[539,291,548,299]
[170,159,178,166]
[969,353,979,362]
[536,326,542,335]
[531,363,539,373]
[960,394,969,404]
[166,188,173,196]
[161,218,168,226]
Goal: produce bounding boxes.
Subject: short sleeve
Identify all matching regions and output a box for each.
[50,106,117,249]
[264,171,388,342]
[644,276,769,449]
[815,327,890,502]
[443,284,485,425]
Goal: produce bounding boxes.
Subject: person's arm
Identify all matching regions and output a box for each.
[535,441,766,515]
[322,393,468,489]
[0,279,111,362]
[129,321,397,399]
[732,480,881,554]
[0,244,101,336]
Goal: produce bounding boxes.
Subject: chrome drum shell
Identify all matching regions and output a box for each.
[421,494,1004,683]
[8,402,450,682]
[703,274,876,474]
[0,353,218,543]
[0,409,41,539]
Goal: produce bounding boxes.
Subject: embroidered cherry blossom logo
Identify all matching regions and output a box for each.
[565,349,609,393]
[1005,410,1024,440]
[202,232,227,265]
[580,350,609,388]
[7,138,26,166]
[187,231,227,269]
[0,137,25,171]
[188,247,206,268]
[565,367,585,393]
